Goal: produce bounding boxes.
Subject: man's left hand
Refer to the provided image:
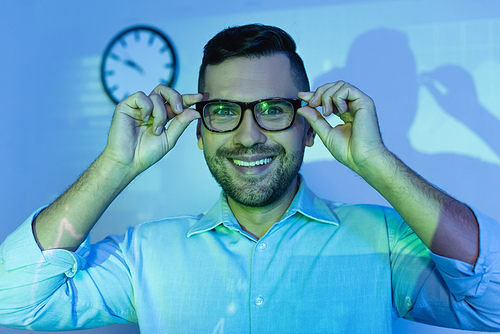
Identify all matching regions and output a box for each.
[298,81,388,176]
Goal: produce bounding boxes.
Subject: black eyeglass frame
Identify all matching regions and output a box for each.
[195,98,304,133]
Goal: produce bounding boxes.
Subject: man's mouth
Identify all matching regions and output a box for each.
[231,157,273,167]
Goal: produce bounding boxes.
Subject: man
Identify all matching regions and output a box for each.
[1,24,499,333]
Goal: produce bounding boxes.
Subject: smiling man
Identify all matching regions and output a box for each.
[198,54,314,238]
[1,24,500,333]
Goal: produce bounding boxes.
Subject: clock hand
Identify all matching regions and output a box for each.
[123,59,145,74]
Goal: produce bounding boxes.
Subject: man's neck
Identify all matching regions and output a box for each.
[227,178,299,240]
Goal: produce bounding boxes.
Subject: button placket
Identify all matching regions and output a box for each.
[251,240,269,312]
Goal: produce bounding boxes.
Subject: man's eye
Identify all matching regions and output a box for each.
[209,105,237,116]
[261,107,284,115]
[215,108,235,116]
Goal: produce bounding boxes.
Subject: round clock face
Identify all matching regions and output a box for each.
[101,26,178,104]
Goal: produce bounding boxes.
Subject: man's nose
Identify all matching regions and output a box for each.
[232,109,267,147]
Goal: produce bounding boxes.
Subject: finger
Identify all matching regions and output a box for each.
[322,82,349,117]
[297,91,314,102]
[182,93,204,109]
[152,84,184,114]
[330,82,351,115]
[164,94,203,121]
[330,83,373,124]
[304,81,345,116]
[332,82,367,115]
[306,83,336,108]
[122,91,154,122]
[149,93,168,135]
[297,87,335,116]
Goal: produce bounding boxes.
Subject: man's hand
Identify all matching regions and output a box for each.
[298,81,479,265]
[103,84,203,177]
[297,81,387,176]
[33,86,202,251]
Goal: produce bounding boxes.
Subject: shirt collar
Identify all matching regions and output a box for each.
[187,175,340,238]
[282,176,340,226]
[186,191,240,237]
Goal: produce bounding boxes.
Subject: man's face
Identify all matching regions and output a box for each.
[197,54,314,207]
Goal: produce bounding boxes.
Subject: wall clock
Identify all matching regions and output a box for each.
[100,26,178,104]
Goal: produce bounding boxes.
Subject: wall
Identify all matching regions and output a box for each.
[1,0,499,333]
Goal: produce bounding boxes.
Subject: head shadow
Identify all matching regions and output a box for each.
[302,27,500,220]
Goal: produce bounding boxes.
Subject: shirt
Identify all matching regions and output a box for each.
[1,178,499,333]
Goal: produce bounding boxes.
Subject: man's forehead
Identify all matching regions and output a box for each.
[203,54,298,101]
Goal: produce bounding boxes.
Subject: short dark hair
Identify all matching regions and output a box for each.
[198,24,310,93]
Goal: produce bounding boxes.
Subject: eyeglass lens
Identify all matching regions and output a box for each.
[202,100,295,132]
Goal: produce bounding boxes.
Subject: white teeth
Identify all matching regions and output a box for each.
[232,158,272,167]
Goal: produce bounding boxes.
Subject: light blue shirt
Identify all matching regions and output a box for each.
[1,179,500,333]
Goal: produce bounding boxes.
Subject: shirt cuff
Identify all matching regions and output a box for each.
[429,207,500,300]
[1,207,90,277]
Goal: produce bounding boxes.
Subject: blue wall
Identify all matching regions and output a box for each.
[1,1,499,333]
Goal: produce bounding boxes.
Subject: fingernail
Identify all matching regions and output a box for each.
[177,103,184,112]
[154,127,163,135]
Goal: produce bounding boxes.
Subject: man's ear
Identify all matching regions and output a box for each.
[305,123,316,147]
[196,119,204,150]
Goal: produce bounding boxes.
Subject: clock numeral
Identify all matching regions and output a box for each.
[164,63,174,69]
[148,33,156,46]
[110,53,121,61]
[134,30,141,42]
[109,84,119,93]
[160,78,174,87]
[159,46,167,54]
[119,39,127,48]
[105,70,116,76]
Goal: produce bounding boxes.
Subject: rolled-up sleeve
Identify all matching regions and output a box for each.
[0,209,136,331]
[409,208,500,330]
[430,209,499,300]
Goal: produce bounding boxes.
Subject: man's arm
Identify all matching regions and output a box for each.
[0,86,200,329]
[33,154,135,251]
[34,86,203,251]
[298,81,479,265]
[358,148,479,265]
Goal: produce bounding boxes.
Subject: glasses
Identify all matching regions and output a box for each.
[195,98,304,133]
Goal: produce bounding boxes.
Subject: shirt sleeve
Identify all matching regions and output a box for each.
[0,209,137,331]
[394,207,500,330]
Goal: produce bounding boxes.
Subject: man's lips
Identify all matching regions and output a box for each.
[231,157,273,167]
[216,144,283,170]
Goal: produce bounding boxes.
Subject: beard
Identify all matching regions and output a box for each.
[204,143,304,207]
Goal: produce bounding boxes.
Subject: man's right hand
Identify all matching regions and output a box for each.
[33,86,202,251]
[102,85,203,177]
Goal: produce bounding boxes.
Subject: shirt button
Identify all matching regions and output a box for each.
[258,242,267,251]
[405,296,412,309]
[255,296,264,307]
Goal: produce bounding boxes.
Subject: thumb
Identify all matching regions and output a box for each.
[164,108,200,151]
[297,106,333,140]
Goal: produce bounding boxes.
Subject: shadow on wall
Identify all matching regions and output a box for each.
[301,28,500,223]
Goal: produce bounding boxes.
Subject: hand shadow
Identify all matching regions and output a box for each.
[301,28,500,222]
[420,64,500,157]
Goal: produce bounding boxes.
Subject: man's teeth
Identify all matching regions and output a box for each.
[232,158,272,167]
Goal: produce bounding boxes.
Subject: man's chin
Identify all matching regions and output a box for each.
[223,183,275,208]
[207,150,303,208]
[222,174,299,208]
